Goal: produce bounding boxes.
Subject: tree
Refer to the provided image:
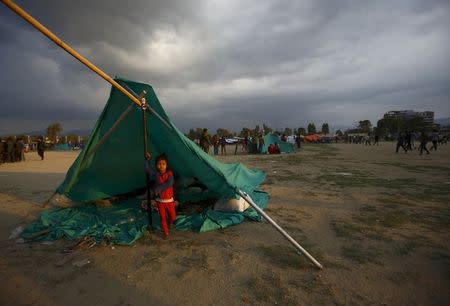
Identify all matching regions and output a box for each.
[321,123,330,134]
[66,134,79,144]
[307,123,316,134]
[188,129,197,140]
[335,129,343,137]
[262,123,272,135]
[358,120,372,133]
[283,127,292,136]
[217,128,232,137]
[297,127,306,135]
[239,127,251,137]
[46,122,62,143]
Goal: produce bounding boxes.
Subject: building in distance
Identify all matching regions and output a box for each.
[385,110,434,124]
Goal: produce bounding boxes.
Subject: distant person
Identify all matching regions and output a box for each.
[211,134,219,155]
[220,136,227,155]
[268,143,276,154]
[258,134,265,153]
[364,135,371,146]
[430,131,439,151]
[275,143,281,154]
[405,131,412,150]
[6,137,14,162]
[243,136,248,152]
[17,139,25,161]
[419,131,430,155]
[0,138,5,163]
[199,129,211,154]
[374,135,379,146]
[396,133,407,154]
[37,137,45,160]
[296,135,302,149]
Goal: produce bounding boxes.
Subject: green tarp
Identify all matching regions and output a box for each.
[261,133,295,153]
[55,143,70,151]
[22,78,269,244]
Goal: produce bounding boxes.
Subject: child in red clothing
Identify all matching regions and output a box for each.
[145,154,176,239]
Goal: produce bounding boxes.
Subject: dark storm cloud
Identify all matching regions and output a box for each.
[1,0,449,135]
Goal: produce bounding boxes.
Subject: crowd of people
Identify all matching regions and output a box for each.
[195,128,299,155]
[0,136,46,164]
[396,130,446,155]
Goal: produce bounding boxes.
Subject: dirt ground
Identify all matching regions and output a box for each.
[0,142,449,305]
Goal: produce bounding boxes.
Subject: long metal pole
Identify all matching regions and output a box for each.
[141,99,153,231]
[237,189,323,269]
[1,0,142,108]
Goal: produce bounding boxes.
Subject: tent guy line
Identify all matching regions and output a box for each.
[2,0,323,269]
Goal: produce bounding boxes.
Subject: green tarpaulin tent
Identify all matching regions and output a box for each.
[22,78,269,244]
[261,133,295,154]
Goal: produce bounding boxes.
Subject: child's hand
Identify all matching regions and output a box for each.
[141,200,148,210]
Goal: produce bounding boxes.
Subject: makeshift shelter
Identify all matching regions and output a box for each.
[22,79,269,244]
[304,134,321,143]
[55,143,70,151]
[261,133,295,153]
[5,0,321,267]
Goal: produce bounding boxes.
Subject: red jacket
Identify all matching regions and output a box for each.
[155,170,174,201]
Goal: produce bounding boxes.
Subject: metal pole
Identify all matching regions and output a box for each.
[236,189,323,269]
[1,0,142,108]
[141,98,153,231]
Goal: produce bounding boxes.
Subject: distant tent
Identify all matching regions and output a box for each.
[261,133,295,154]
[304,134,321,143]
[55,143,70,151]
[22,78,268,244]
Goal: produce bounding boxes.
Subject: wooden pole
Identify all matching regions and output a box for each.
[1,0,142,108]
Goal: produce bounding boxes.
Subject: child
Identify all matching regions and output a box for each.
[145,154,176,239]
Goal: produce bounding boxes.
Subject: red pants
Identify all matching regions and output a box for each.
[157,201,176,236]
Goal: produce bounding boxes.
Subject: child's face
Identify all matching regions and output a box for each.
[156,159,167,173]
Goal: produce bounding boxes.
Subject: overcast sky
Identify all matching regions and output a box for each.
[1,0,449,134]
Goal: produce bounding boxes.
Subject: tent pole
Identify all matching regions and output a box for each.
[141,98,153,231]
[236,189,323,269]
[1,0,142,108]
[120,82,173,131]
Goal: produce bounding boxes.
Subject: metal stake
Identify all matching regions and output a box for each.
[237,189,323,269]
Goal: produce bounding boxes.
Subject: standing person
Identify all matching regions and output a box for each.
[365,134,371,146]
[0,138,5,163]
[243,135,248,152]
[6,137,14,163]
[396,133,407,154]
[37,137,45,160]
[374,134,379,146]
[430,131,439,151]
[199,129,211,154]
[258,134,265,153]
[211,134,219,155]
[419,131,430,155]
[295,134,301,149]
[17,139,25,161]
[405,131,412,151]
[220,136,227,155]
[144,154,176,240]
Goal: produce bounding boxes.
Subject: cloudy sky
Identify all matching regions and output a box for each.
[1,0,449,135]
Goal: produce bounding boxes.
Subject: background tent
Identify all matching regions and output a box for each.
[261,133,295,153]
[304,134,321,143]
[55,143,71,151]
[22,78,269,244]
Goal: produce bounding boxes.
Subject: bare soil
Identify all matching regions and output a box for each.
[0,142,449,305]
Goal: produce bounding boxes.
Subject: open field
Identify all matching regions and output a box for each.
[1,142,449,305]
